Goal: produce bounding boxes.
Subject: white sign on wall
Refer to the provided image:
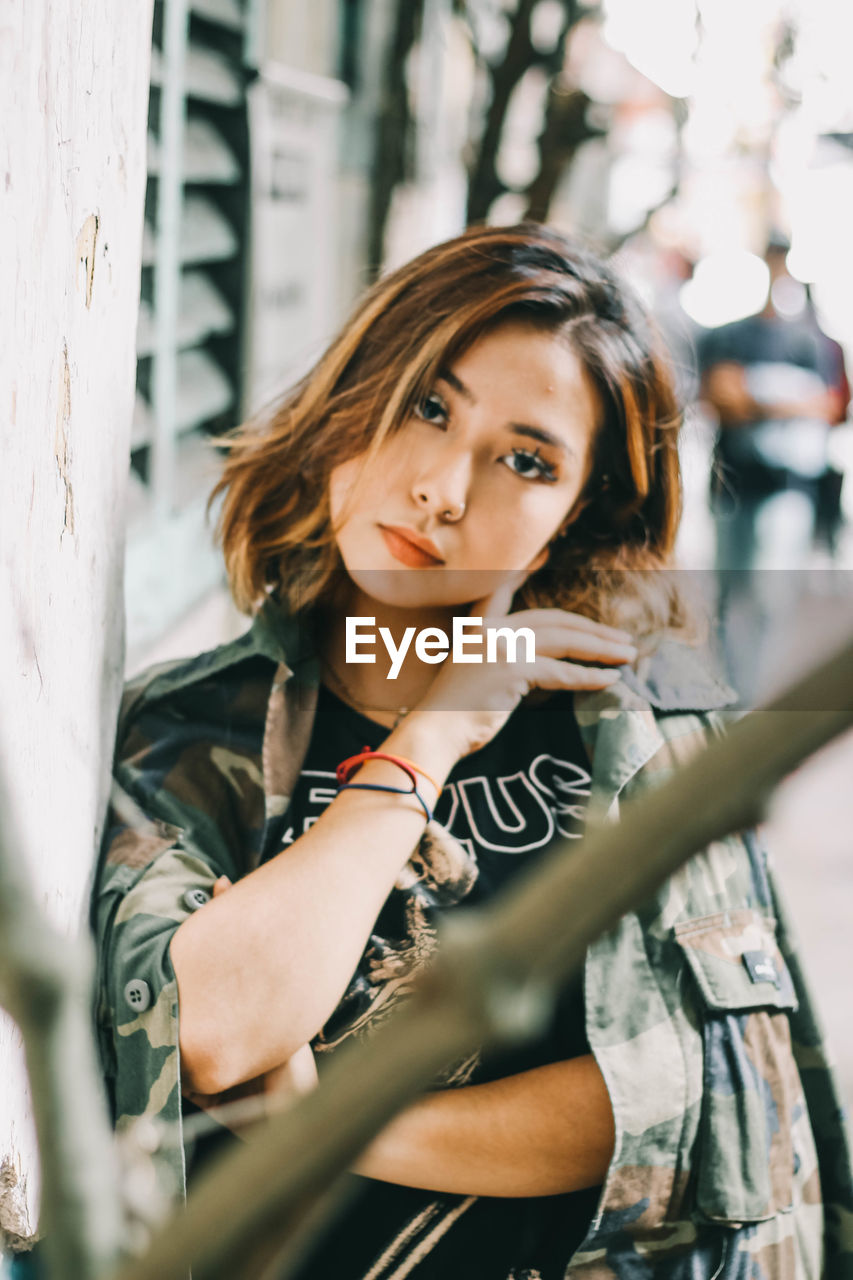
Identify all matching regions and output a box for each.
[245,63,347,415]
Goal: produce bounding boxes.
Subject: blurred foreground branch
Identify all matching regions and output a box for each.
[110,637,853,1280]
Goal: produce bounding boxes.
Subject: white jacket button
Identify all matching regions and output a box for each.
[183,887,211,912]
[124,979,151,1013]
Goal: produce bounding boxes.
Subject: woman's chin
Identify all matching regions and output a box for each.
[337,566,512,614]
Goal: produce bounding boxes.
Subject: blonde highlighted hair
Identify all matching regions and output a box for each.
[211,223,688,637]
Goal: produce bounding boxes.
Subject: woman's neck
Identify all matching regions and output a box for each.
[319,589,458,719]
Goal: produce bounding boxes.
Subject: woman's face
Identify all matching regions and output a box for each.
[328,321,602,612]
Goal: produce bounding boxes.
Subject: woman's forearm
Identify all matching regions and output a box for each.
[170,713,462,1095]
[355,1054,615,1198]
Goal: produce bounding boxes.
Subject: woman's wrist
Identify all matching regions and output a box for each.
[329,719,454,825]
[384,711,468,784]
[335,749,439,823]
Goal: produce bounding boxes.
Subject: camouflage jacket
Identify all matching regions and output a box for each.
[92,600,853,1278]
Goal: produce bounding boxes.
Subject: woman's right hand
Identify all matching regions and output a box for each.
[408,579,636,759]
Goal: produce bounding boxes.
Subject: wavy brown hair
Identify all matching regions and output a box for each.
[212,223,689,637]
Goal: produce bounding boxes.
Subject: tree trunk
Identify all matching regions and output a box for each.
[367,0,424,278]
[466,0,538,224]
[523,82,604,223]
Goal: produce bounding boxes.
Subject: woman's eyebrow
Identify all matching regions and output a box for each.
[509,423,577,461]
[439,368,475,401]
[438,369,577,460]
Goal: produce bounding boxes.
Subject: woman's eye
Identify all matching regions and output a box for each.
[503,447,558,483]
[413,393,448,426]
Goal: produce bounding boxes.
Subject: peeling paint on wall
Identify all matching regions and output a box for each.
[0,1155,34,1252]
[54,343,75,536]
[75,212,99,309]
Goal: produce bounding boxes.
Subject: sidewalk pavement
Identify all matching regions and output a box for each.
[764,729,853,1110]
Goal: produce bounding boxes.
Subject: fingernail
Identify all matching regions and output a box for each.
[618,645,638,660]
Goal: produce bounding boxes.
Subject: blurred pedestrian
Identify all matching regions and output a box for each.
[803,286,851,556]
[698,234,836,702]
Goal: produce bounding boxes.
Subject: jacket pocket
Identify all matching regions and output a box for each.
[674,908,800,1225]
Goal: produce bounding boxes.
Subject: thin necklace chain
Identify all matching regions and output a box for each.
[321,655,411,728]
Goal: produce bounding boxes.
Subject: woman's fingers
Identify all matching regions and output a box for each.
[524,629,637,665]
[532,657,624,691]
[488,607,633,644]
[467,595,635,658]
[472,613,636,665]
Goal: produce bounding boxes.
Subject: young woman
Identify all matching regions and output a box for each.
[93,224,850,1279]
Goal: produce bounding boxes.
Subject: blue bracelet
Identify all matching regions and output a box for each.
[336,781,433,824]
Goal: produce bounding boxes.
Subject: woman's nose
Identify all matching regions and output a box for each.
[411,454,471,523]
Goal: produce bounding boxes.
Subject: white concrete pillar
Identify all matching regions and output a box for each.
[0,0,153,1248]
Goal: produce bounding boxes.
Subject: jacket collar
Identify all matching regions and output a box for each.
[619,638,736,714]
[252,598,320,677]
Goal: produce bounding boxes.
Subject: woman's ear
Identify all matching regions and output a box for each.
[528,479,601,575]
[526,513,574,576]
[528,525,565,569]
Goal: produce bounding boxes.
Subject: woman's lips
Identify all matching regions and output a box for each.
[378,525,445,567]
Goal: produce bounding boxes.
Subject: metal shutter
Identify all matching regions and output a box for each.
[128,0,258,656]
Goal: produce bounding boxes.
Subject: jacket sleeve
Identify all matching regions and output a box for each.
[91,673,266,1209]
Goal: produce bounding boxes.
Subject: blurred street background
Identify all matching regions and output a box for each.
[132,0,853,1099]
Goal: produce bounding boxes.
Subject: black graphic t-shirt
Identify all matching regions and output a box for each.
[282,684,601,1280]
[281,685,591,873]
[183,685,601,1278]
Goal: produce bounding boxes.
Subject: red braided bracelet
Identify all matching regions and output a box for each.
[335,749,441,796]
[335,748,441,824]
